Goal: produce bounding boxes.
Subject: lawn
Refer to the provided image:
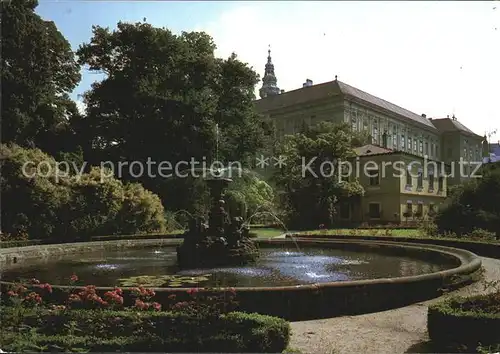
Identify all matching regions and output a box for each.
[298,228,422,238]
[250,228,286,238]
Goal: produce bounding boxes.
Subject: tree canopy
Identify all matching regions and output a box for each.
[274,122,365,229]
[1,0,81,151]
[75,21,272,211]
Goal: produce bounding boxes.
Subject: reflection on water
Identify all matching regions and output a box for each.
[1,246,457,288]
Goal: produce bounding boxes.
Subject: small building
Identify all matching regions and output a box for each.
[337,144,448,225]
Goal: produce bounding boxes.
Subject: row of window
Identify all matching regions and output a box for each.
[350,116,440,158]
[367,202,438,219]
[367,169,444,191]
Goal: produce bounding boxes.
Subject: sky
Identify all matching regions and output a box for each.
[36,0,500,141]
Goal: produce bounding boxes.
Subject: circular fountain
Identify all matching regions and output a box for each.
[176,177,259,268]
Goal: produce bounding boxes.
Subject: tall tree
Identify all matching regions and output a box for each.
[76,21,272,211]
[1,0,81,150]
[274,122,365,229]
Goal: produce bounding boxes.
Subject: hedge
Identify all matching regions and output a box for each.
[0,308,290,353]
[427,292,500,350]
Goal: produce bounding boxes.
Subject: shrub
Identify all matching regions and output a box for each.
[465,229,497,242]
[0,144,168,242]
[427,292,500,351]
[0,308,290,353]
[115,182,167,235]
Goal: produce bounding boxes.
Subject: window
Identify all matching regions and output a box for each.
[340,203,350,219]
[419,140,423,154]
[401,135,406,149]
[417,203,423,216]
[417,169,423,189]
[351,117,357,131]
[368,166,380,186]
[414,139,417,152]
[393,128,397,148]
[431,143,435,158]
[405,202,413,216]
[429,203,435,214]
[408,137,412,151]
[438,176,444,191]
[428,171,435,191]
[463,147,467,158]
[372,123,379,144]
[406,168,412,186]
[363,119,369,131]
[368,203,381,219]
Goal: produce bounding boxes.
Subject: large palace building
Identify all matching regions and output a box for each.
[255,49,488,224]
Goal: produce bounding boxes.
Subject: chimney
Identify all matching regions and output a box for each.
[421,113,426,118]
[303,79,313,87]
[280,89,285,94]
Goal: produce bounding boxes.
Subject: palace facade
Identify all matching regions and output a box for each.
[255,49,486,224]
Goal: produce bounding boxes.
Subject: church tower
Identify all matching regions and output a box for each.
[259,46,281,99]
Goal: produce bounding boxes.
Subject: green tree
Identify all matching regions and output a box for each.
[0,144,167,242]
[436,162,500,238]
[225,172,276,220]
[274,122,365,229]
[75,22,271,212]
[1,0,81,150]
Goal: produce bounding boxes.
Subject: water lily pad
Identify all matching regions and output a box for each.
[117,274,212,287]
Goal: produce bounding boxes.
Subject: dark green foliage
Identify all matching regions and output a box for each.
[75,21,273,213]
[274,122,365,229]
[436,164,500,238]
[0,144,168,241]
[0,308,290,353]
[1,0,81,151]
[428,292,500,351]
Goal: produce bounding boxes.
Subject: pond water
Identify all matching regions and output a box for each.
[1,246,458,288]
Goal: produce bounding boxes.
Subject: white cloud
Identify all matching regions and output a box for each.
[197,1,500,141]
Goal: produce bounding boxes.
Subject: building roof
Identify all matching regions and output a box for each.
[255,79,437,130]
[353,144,393,157]
[429,117,482,139]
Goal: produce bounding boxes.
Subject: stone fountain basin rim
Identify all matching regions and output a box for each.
[0,238,482,293]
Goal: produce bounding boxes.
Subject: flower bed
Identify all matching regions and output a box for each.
[0,277,290,353]
[427,292,500,351]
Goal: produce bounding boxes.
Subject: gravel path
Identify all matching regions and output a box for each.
[289,257,500,354]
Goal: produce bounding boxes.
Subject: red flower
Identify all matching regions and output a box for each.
[68,294,82,302]
[187,288,199,295]
[7,290,18,297]
[151,302,161,311]
[40,283,53,293]
[70,274,78,282]
[114,287,123,296]
[134,299,149,310]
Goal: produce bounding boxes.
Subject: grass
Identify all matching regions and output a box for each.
[294,228,500,244]
[250,228,286,238]
[300,228,421,237]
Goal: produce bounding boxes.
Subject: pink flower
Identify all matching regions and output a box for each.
[70,274,78,282]
[151,302,161,311]
[7,290,18,297]
[187,288,199,295]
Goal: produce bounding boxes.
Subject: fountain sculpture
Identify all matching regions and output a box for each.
[176,177,259,268]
